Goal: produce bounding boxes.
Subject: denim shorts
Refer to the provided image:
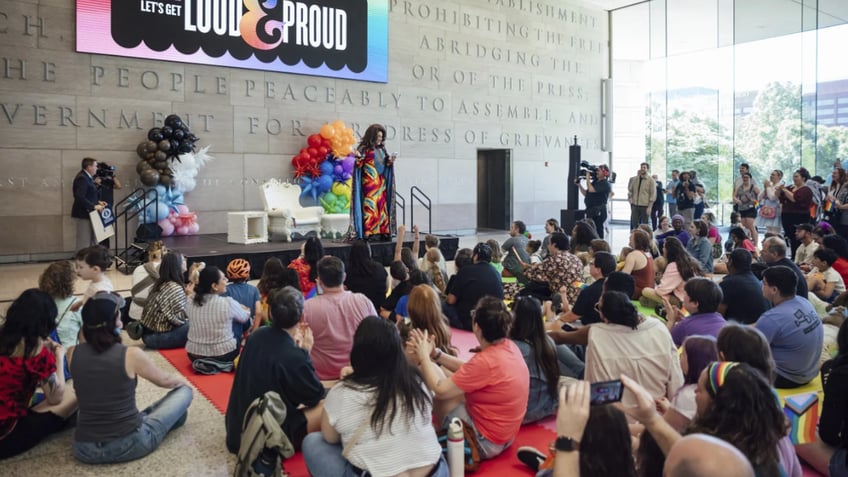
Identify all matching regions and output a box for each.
[442,403,513,459]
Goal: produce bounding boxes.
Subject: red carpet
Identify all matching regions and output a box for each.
[157,348,235,414]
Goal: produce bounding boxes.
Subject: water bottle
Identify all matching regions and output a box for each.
[446,417,465,477]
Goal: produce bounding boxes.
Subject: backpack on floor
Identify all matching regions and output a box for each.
[233,391,295,477]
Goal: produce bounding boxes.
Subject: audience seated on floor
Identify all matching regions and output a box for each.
[641,236,703,308]
[71,245,114,312]
[807,248,846,307]
[621,229,655,300]
[686,220,714,274]
[655,335,718,432]
[139,252,189,350]
[223,258,261,349]
[795,318,848,477]
[443,243,504,331]
[757,236,809,298]
[344,239,389,312]
[412,296,529,460]
[822,234,848,286]
[549,251,616,327]
[756,266,824,388]
[128,241,165,325]
[583,291,683,409]
[509,296,559,424]
[663,277,726,346]
[70,291,192,464]
[302,317,447,477]
[794,223,819,272]
[400,284,457,360]
[380,260,412,321]
[517,381,637,477]
[225,286,324,455]
[252,257,301,333]
[718,249,771,325]
[502,220,531,281]
[0,289,77,460]
[288,236,323,297]
[185,266,250,369]
[521,232,584,304]
[38,260,83,347]
[304,256,376,381]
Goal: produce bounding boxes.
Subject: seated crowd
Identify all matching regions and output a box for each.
[2,204,848,477]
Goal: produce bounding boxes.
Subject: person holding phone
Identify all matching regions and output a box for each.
[350,124,397,242]
[583,291,683,408]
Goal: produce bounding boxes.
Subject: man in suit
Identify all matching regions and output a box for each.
[71,157,106,250]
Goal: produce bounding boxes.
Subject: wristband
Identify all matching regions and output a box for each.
[431,348,443,362]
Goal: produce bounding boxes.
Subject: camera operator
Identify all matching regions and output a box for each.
[95,162,122,247]
[577,164,612,239]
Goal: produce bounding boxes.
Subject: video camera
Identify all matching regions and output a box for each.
[576,160,616,184]
[96,162,116,186]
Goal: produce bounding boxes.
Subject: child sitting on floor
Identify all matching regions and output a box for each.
[526,240,543,265]
[71,245,114,312]
[487,238,504,275]
[224,259,261,349]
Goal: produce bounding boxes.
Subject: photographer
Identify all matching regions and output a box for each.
[577,164,612,239]
[96,162,122,247]
[674,171,697,225]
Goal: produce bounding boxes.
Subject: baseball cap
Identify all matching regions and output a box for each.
[81,291,126,330]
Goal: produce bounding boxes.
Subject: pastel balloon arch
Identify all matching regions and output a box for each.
[133,114,212,236]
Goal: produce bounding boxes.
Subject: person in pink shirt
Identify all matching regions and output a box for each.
[642,236,704,307]
[303,256,377,380]
[412,296,529,460]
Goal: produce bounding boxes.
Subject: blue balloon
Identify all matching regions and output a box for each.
[153,184,167,197]
[316,175,333,194]
[143,201,170,223]
[320,159,334,176]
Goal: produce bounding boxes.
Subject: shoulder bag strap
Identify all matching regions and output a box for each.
[341,419,370,460]
[55,299,76,328]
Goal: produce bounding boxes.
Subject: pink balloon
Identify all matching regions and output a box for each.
[158,219,175,236]
[176,205,190,215]
[188,223,200,234]
[176,225,189,235]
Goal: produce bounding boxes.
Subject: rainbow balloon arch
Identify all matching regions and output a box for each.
[292,120,357,215]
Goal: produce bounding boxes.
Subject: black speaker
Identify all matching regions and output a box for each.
[560,209,586,235]
[135,223,162,241]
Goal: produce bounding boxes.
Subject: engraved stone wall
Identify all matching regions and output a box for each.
[0,0,608,256]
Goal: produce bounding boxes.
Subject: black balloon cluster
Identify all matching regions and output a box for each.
[135,114,199,187]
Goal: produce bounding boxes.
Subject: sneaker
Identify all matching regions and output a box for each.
[517,446,547,472]
[191,358,233,375]
[638,296,654,308]
[125,320,144,340]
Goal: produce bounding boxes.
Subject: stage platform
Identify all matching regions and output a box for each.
[158,233,460,279]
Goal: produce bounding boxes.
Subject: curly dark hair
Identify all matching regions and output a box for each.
[38,261,76,298]
[600,290,639,329]
[687,363,784,477]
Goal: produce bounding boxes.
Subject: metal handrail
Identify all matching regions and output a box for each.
[395,192,405,227]
[113,188,159,271]
[409,186,432,233]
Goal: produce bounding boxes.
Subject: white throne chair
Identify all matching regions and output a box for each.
[259,179,323,241]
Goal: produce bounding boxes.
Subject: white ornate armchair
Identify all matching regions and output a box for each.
[259,179,323,241]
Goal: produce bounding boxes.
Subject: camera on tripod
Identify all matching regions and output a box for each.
[575,161,616,184]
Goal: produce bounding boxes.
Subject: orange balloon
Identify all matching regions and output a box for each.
[332,120,345,130]
[320,124,335,139]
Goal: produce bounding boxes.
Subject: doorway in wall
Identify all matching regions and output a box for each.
[476,149,512,230]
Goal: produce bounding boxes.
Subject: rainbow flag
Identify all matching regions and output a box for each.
[823,198,836,214]
[783,393,819,444]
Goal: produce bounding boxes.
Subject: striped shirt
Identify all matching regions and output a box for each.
[186,294,249,357]
[141,282,187,333]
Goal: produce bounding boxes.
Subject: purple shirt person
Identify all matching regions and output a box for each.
[662,277,726,347]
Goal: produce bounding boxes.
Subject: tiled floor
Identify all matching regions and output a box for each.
[0,224,631,476]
